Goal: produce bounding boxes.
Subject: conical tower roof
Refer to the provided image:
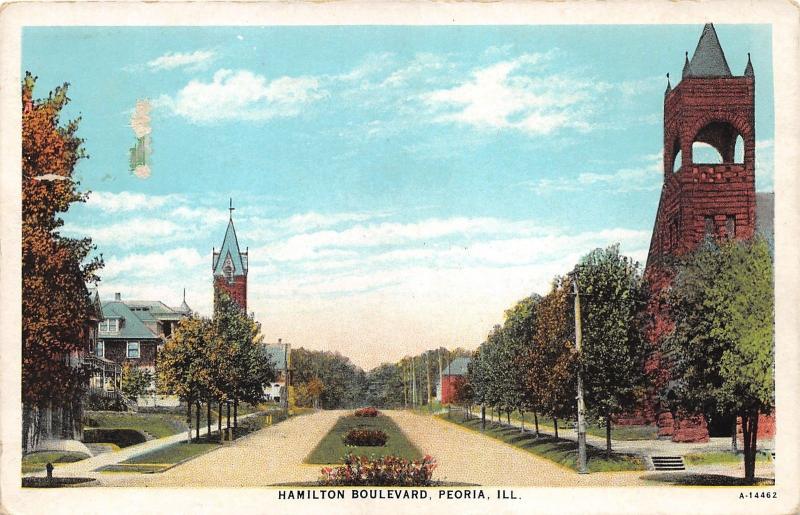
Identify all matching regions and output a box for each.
[685,23,732,78]
[213,217,247,277]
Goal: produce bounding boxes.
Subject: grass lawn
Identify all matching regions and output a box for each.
[22,451,90,474]
[644,472,774,486]
[585,423,658,441]
[84,411,187,438]
[306,414,423,464]
[439,414,644,473]
[683,451,770,466]
[98,442,220,473]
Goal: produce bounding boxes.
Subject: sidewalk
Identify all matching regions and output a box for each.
[25,411,264,478]
[462,408,770,457]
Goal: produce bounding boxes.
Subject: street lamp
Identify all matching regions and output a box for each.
[569,274,589,474]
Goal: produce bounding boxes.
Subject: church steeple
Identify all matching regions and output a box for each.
[684,23,732,78]
[212,200,248,311]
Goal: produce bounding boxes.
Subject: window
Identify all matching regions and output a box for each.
[96,341,105,358]
[127,341,140,359]
[704,216,715,238]
[99,318,119,333]
[726,215,736,239]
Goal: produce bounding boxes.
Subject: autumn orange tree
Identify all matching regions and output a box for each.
[22,72,103,451]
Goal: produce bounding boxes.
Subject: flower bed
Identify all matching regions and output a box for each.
[354,407,379,417]
[320,453,437,486]
[343,428,388,447]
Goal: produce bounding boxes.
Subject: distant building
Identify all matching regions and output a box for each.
[439,357,471,404]
[212,201,248,312]
[263,339,291,406]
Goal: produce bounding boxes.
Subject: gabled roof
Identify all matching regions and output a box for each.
[100,302,160,340]
[213,219,247,277]
[444,356,471,376]
[685,23,732,78]
[125,300,185,321]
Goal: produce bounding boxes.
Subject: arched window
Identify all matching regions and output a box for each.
[692,142,723,164]
[673,150,682,174]
[691,121,741,164]
[734,135,745,163]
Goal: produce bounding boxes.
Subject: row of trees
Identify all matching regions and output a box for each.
[468,245,647,451]
[454,238,773,482]
[157,292,275,441]
[290,348,367,409]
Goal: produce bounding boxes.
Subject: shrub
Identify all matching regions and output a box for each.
[320,453,437,486]
[82,428,147,448]
[343,428,388,446]
[354,407,379,417]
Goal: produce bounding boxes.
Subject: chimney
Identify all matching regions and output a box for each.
[114,292,121,301]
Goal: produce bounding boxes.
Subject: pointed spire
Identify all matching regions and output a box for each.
[744,52,754,77]
[214,202,247,277]
[229,198,235,221]
[665,72,672,95]
[682,51,692,79]
[686,23,732,78]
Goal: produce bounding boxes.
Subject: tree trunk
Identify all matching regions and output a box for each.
[186,399,192,444]
[207,401,211,437]
[606,416,612,456]
[226,402,231,435]
[742,409,759,483]
[554,417,559,439]
[481,405,486,431]
[731,416,738,452]
[520,411,525,432]
[507,410,511,425]
[218,400,223,443]
[234,398,238,429]
[195,401,200,441]
[533,411,539,437]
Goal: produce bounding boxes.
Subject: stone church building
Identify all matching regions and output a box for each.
[628,24,775,442]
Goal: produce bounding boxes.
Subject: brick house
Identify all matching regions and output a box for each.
[633,24,775,442]
[95,292,192,401]
[439,357,471,404]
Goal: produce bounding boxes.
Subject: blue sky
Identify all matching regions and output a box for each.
[23,25,773,368]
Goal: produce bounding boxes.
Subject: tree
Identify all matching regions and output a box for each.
[22,72,103,451]
[666,236,774,483]
[573,245,648,454]
[502,295,542,432]
[529,277,577,439]
[121,362,153,399]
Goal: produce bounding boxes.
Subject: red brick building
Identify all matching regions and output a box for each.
[439,357,471,404]
[636,24,774,442]
[213,201,249,312]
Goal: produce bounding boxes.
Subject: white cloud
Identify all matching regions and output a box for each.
[254,217,549,262]
[63,217,189,248]
[528,153,663,194]
[161,69,326,123]
[422,52,595,135]
[102,248,205,279]
[84,191,184,213]
[147,50,216,71]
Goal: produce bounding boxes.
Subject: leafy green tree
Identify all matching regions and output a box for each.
[502,295,542,431]
[22,73,103,451]
[666,236,774,483]
[573,245,648,454]
[121,362,153,399]
[529,277,577,438]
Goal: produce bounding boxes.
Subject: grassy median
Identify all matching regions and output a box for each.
[306,413,422,464]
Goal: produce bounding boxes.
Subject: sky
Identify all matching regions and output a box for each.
[23,25,774,370]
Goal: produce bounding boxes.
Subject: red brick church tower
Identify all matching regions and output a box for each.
[643,24,758,442]
[213,200,248,312]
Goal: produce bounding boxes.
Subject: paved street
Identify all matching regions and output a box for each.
[385,410,649,486]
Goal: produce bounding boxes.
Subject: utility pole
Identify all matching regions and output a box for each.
[402,360,408,409]
[411,356,417,408]
[572,278,588,474]
[425,352,432,410]
[437,349,443,403]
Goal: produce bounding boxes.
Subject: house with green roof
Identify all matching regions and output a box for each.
[263,340,292,406]
[95,292,192,402]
